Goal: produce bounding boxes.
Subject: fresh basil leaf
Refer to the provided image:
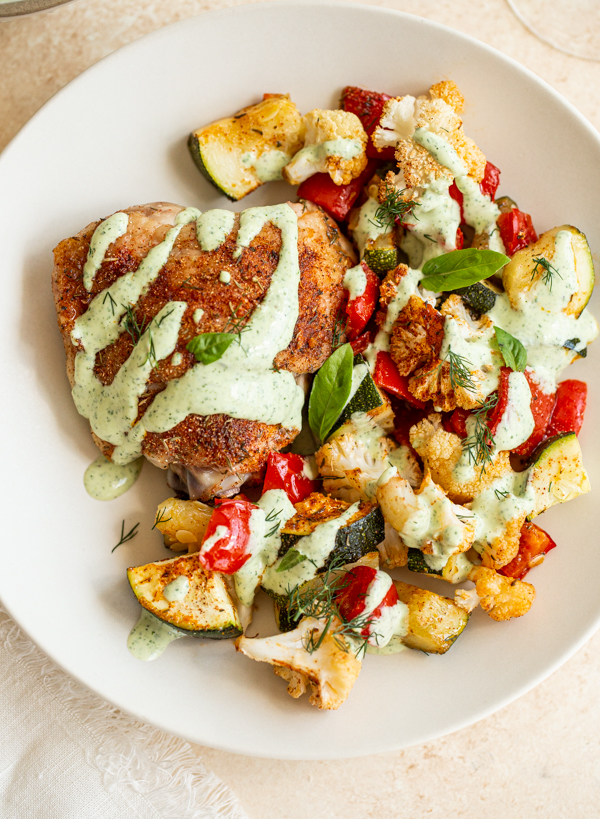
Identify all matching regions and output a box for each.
[420,249,509,292]
[187,332,234,364]
[564,338,587,358]
[308,343,354,442]
[276,548,307,573]
[494,327,527,372]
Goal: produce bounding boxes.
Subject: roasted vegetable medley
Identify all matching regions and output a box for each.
[125,80,596,710]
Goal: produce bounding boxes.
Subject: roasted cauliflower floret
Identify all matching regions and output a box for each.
[410,414,512,504]
[153,497,213,552]
[390,294,445,376]
[236,616,362,710]
[429,80,465,114]
[477,513,526,570]
[378,521,409,569]
[317,413,422,502]
[468,567,535,621]
[408,360,482,412]
[283,109,368,186]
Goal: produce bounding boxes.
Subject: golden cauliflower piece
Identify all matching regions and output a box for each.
[283,109,368,186]
[153,497,213,552]
[390,295,445,377]
[408,360,482,412]
[468,567,535,621]
[409,414,512,504]
[236,616,362,710]
[429,80,465,114]
[478,513,526,570]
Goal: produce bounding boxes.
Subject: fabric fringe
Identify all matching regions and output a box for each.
[0,605,248,819]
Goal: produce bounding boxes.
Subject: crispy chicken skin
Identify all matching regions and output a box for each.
[52,201,354,495]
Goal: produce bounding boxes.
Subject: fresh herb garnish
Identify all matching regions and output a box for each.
[187,332,235,364]
[308,343,354,443]
[371,183,418,230]
[463,393,498,473]
[420,249,509,292]
[276,548,307,573]
[494,488,510,501]
[103,291,117,315]
[331,311,347,351]
[152,507,172,530]
[532,256,562,291]
[444,348,477,394]
[112,520,139,553]
[121,304,148,345]
[142,331,159,369]
[494,327,527,372]
[265,507,283,539]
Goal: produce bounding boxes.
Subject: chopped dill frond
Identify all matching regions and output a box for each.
[371,183,418,230]
[532,256,562,291]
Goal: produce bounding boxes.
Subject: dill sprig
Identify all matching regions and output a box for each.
[265,507,284,538]
[103,291,117,315]
[121,304,149,345]
[142,330,159,369]
[152,507,172,530]
[331,311,347,351]
[371,184,418,230]
[444,348,478,394]
[462,393,498,473]
[532,256,562,291]
[494,488,510,501]
[112,520,139,553]
[224,302,252,350]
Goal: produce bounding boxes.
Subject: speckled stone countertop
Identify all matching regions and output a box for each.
[2,1,600,816]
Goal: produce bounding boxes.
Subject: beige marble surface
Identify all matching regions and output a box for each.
[2,0,600,816]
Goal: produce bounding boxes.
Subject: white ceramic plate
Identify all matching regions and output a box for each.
[1,1,599,760]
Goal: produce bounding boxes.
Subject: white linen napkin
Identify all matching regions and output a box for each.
[0,603,248,819]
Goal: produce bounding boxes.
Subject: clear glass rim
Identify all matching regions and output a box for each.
[506,0,600,62]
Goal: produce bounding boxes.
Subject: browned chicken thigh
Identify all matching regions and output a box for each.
[53,201,354,499]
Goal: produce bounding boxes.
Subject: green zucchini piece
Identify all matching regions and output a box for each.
[394,580,469,654]
[363,233,399,277]
[527,432,590,520]
[407,549,473,584]
[188,94,304,201]
[495,196,518,214]
[502,225,595,317]
[451,280,497,317]
[327,354,386,438]
[127,553,242,639]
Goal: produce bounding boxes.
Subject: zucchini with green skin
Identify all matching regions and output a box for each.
[127,553,242,639]
[363,233,399,277]
[394,580,469,654]
[407,549,474,584]
[450,280,498,317]
[527,432,590,519]
[327,354,387,438]
[188,94,304,201]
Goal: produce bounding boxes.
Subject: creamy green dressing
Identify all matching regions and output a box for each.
[413,128,467,177]
[195,209,235,251]
[233,489,296,607]
[402,177,461,264]
[192,308,204,323]
[171,352,183,367]
[343,264,367,300]
[262,502,361,595]
[440,315,501,398]
[127,608,184,661]
[219,270,231,284]
[470,469,535,554]
[359,571,408,647]
[83,212,129,292]
[351,198,389,257]
[162,575,190,602]
[294,138,362,165]
[83,454,143,500]
[241,149,292,182]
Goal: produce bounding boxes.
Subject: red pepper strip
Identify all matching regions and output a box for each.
[340,85,395,160]
[350,330,373,355]
[297,160,378,222]
[393,400,429,448]
[262,451,317,505]
[446,407,471,439]
[335,566,399,636]
[512,372,556,458]
[345,263,379,340]
[486,367,512,435]
[480,161,501,200]
[199,497,255,574]
[373,351,427,409]
[545,380,587,438]
[449,181,464,223]
[497,208,538,256]
[499,521,557,580]
[455,227,464,250]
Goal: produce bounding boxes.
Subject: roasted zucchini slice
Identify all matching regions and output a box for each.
[407,549,474,584]
[394,580,469,654]
[327,354,388,438]
[450,280,498,317]
[502,225,595,317]
[127,553,242,639]
[527,433,590,519]
[363,233,399,277]
[188,94,304,200]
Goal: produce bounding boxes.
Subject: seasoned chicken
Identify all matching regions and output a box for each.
[52,201,354,499]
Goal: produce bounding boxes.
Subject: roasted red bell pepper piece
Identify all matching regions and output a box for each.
[262,451,317,504]
[512,371,556,458]
[499,521,557,580]
[480,161,501,200]
[455,227,464,250]
[340,85,395,160]
[349,330,373,355]
[297,160,377,221]
[344,262,379,340]
[449,181,464,223]
[335,566,399,636]
[199,497,255,574]
[373,351,426,408]
[545,380,587,438]
[497,208,538,256]
[446,407,470,439]
[486,367,511,435]
[393,400,429,448]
